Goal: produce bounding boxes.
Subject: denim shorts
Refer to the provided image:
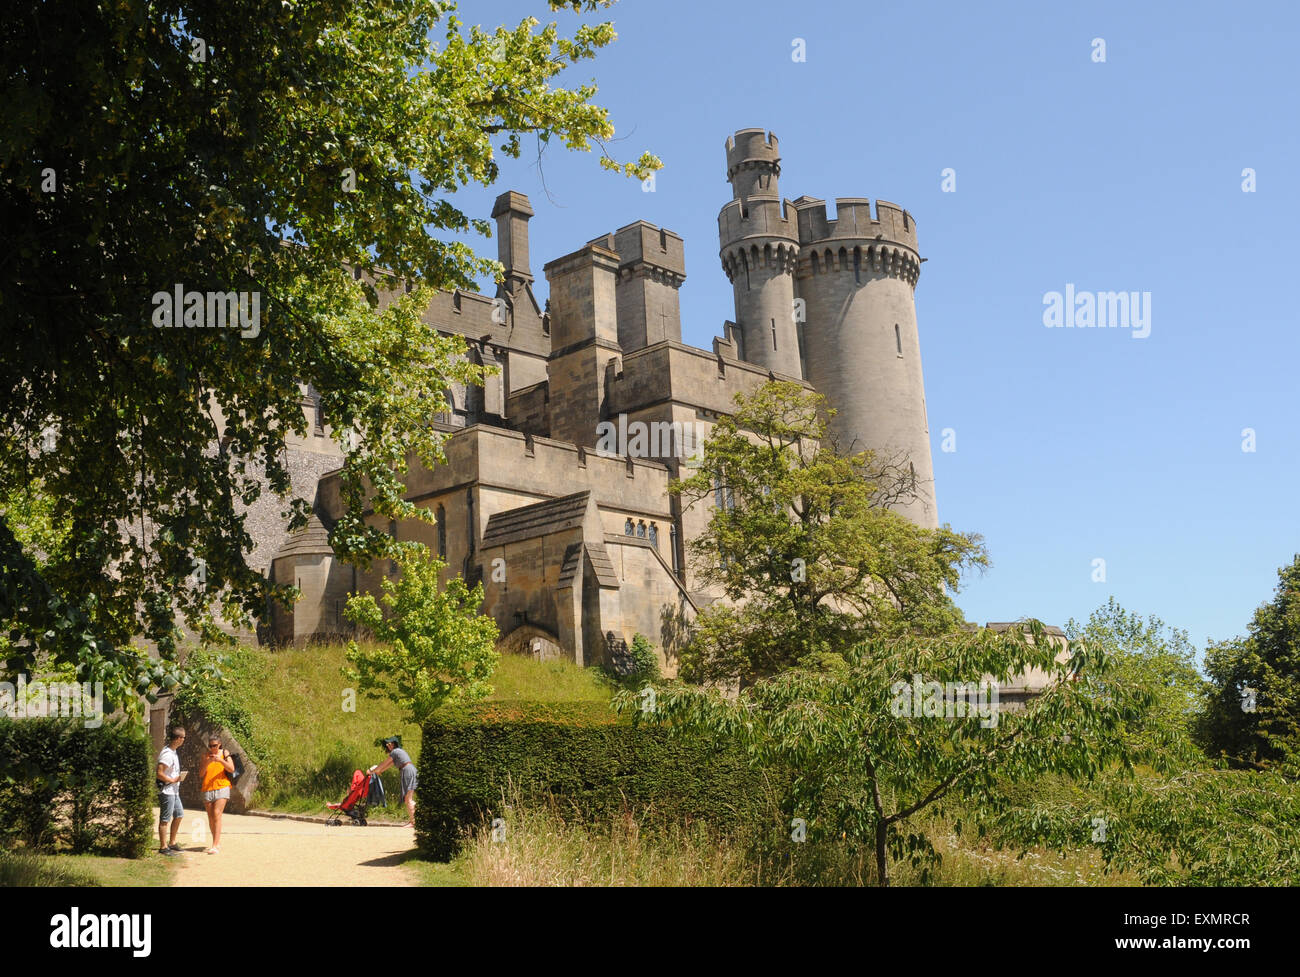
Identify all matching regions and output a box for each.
[159,793,184,822]
[204,787,231,803]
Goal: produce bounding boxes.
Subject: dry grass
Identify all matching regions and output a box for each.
[456,799,766,886]
[444,791,1138,887]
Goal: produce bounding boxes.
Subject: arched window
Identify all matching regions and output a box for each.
[637,521,647,539]
[648,523,658,548]
[624,519,635,536]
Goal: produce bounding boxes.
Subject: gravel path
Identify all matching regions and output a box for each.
[165,811,420,887]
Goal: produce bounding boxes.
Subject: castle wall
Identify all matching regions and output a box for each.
[506,381,549,437]
[606,341,814,419]
[605,535,692,675]
[507,351,548,393]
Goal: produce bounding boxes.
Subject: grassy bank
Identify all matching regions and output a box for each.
[189,643,614,814]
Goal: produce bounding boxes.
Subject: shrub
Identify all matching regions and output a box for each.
[416,700,783,861]
[603,632,660,688]
[0,718,151,857]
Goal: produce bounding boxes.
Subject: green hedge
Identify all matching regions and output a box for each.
[0,718,152,857]
[417,700,780,860]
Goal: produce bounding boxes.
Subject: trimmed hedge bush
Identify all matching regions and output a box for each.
[0,718,152,857]
[417,700,782,860]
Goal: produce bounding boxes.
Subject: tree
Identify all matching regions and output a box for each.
[993,594,1300,885]
[0,1,658,703]
[1065,597,1203,767]
[1197,555,1300,771]
[344,546,499,725]
[617,620,1139,886]
[999,765,1300,886]
[671,381,987,684]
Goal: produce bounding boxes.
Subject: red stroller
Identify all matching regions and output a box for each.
[326,770,373,826]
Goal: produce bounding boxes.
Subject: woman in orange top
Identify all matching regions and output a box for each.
[200,735,235,855]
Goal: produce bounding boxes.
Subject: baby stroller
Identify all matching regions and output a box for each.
[325,769,380,826]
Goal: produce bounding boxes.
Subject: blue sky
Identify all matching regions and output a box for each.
[450,0,1300,654]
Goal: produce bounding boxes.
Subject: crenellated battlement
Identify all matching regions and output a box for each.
[717,195,799,246]
[790,196,919,252]
[589,220,687,279]
[725,127,780,161]
[726,128,782,200]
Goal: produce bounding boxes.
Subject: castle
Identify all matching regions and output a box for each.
[252,128,945,675]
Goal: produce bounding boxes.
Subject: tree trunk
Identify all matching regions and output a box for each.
[875,821,890,887]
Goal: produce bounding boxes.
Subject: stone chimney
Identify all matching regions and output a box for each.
[492,191,535,298]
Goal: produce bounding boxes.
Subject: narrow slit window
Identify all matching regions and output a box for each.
[895,324,902,355]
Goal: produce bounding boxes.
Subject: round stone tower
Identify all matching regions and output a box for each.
[791,192,936,527]
[716,129,803,377]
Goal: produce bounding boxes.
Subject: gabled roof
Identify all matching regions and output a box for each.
[271,513,334,561]
[480,491,592,549]
[556,540,619,590]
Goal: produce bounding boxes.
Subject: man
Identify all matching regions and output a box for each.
[156,726,187,855]
[368,736,417,828]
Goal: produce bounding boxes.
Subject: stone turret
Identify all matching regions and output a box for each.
[606,221,686,352]
[719,128,937,527]
[716,129,803,377]
[791,191,935,528]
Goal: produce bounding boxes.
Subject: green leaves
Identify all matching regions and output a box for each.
[1064,597,1203,771]
[616,622,1136,885]
[343,545,499,725]
[671,381,987,684]
[1,1,656,694]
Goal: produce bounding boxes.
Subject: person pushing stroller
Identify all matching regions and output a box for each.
[368,737,416,827]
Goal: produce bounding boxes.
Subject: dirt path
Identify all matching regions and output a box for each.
[165,811,420,887]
